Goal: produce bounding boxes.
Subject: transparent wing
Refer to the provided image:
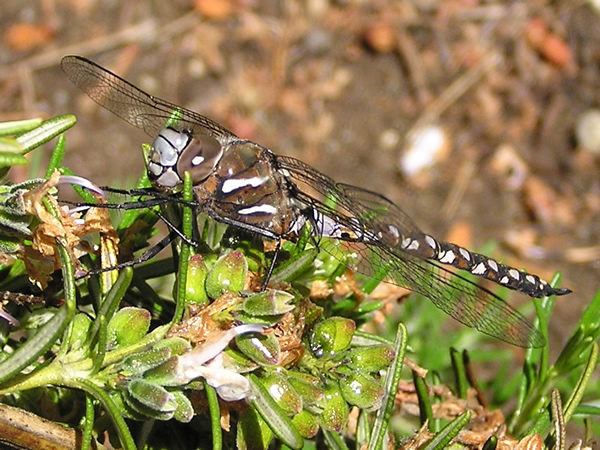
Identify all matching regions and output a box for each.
[61,55,236,144]
[278,156,544,347]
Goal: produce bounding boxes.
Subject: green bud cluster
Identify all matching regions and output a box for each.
[247,316,395,441]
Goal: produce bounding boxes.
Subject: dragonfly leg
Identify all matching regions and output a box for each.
[261,237,281,291]
[152,207,198,247]
[81,232,176,278]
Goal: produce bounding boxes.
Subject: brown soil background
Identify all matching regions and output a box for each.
[1,0,599,348]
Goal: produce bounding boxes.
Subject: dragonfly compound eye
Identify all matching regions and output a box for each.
[148,128,190,189]
[176,133,224,184]
[153,128,186,166]
[148,128,224,189]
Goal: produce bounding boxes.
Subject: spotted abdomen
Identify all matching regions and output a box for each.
[402,233,571,298]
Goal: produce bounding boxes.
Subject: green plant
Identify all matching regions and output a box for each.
[0,116,596,449]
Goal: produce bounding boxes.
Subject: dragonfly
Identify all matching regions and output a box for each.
[61,55,570,348]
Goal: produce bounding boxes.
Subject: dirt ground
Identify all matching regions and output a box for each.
[1,0,599,347]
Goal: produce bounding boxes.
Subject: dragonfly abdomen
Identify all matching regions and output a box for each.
[431,240,571,298]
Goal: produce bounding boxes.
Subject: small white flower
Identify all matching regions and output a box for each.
[58,175,108,199]
[0,307,19,327]
[175,323,265,401]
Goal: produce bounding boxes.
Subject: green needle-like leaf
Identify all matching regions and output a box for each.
[81,395,95,450]
[16,115,76,153]
[413,371,433,428]
[205,382,222,450]
[0,118,43,136]
[45,134,67,178]
[369,323,407,450]
[423,411,471,450]
[73,378,136,450]
[248,373,304,450]
[0,240,75,385]
[173,171,194,324]
[450,347,468,399]
[0,305,69,385]
[563,342,598,423]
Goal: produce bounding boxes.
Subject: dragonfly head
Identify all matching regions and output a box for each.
[148,128,224,190]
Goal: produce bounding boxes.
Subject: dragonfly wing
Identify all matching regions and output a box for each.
[61,56,236,144]
[360,242,544,347]
[278,156,424,234]
[277,156,544,347]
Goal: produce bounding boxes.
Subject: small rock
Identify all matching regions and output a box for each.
[489,144,528,190]
[575,109,600,154]
[539,33,572,68]
[525,17,572,68]
[379,129,400,151]
[399,124,451,177]
[195,0,234,20]
[363,22,396,53]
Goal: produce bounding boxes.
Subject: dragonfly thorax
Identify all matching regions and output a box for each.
[148,127,224,190]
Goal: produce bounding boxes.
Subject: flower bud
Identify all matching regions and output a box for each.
[143,358,181,386]
[339,372,384,410]
[292,410,319,438]
[259,371,303,415]
[288,372,324,406]
[346,344,395,373]
[185,254,209,305]
[171,390,194,423]
[318,381,349,432]
[65,313,91,351]
[205,251,247,299]
[107,307,150,349]
[310,317,355,357]
[241,290,295,316]
[235,332,280,366]
[127,379,176,414]
[122,347,172,376]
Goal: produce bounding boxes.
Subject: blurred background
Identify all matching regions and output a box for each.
[0,0,598,346]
